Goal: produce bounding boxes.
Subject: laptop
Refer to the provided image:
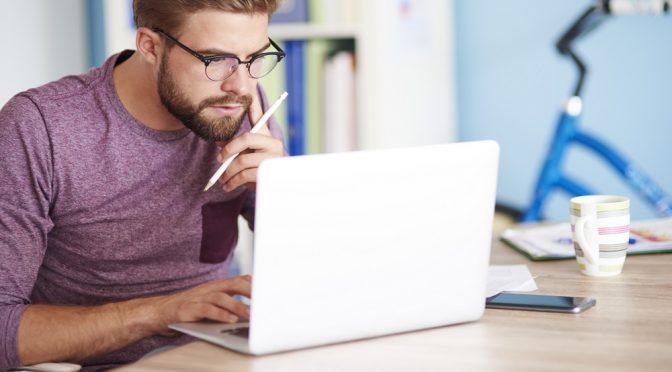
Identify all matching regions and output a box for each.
[170,140,499,355]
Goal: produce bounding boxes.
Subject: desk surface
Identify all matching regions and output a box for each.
[117,239,672,372]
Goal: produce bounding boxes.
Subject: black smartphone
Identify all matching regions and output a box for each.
[486,292,596,313]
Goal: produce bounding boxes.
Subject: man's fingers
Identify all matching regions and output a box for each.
[219,152,278,190]
[257,124,272,137]
[174,290,251,323]
[204,292,251,320]
[206,276,253,298]
[218,132,282,161]
[179,302,240,323]
[247,90,263,125]
[215,134,283,191]
[152,276,255,335]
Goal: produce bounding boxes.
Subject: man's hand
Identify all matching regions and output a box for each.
[149,276,252,336]
[215,93,285,192]
[18,276,253,365]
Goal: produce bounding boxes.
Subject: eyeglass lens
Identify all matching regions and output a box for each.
[206,55,280,81]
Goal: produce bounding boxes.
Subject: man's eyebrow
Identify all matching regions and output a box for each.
[196,41,272,59]
[249,41,272,57]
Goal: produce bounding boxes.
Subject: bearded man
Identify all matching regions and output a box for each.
[0,1,285,370]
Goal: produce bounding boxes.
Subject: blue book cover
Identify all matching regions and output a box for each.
[284,40,306,156]
[271,0,309,23]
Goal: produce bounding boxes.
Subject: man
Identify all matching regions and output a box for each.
[0,0,284,370]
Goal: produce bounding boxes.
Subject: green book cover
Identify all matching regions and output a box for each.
[308,0,324,23]
[304,39,332,154]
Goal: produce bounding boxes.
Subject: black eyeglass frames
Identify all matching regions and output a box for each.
[153,28,286,81]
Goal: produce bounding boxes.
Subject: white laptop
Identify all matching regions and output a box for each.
[170,140,499,355]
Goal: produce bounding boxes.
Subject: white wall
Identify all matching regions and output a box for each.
[0,0,87,106]
[102,0,136,55]
[358,0,456,149]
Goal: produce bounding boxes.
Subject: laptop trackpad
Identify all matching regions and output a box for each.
[221,325,250,339]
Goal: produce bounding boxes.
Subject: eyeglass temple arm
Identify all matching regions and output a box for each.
[152,28,211,64]
[268,38,286,59]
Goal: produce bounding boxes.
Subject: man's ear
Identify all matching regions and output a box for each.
[135,27,162,66]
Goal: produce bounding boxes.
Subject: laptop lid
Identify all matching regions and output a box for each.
[246,140,499,354]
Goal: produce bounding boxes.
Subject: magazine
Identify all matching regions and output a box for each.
[500,218,672,261]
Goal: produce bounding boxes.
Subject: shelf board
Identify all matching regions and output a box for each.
[269,23,358,40]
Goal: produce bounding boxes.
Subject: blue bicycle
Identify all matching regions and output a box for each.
[521,0,672,222]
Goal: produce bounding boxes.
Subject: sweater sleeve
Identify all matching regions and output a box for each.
[0,94,54,369]
[240,84,286,231]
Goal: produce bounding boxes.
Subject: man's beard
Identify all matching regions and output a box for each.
[157,53,252,141]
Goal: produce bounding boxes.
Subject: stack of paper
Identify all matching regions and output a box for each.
[486,265,538,298]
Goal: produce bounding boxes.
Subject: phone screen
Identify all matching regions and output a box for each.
[486,293,596,313]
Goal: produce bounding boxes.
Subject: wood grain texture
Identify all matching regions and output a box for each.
[117,239,672,372]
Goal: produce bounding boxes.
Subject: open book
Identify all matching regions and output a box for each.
[501,218,672,261]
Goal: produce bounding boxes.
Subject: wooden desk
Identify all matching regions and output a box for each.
[118,241,672,372]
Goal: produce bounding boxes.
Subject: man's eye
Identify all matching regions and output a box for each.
[210,56,236,63]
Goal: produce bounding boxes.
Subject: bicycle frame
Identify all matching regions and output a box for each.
[521,1,672,222]
[521,96,672,222]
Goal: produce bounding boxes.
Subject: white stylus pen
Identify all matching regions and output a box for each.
[203,91,288,192]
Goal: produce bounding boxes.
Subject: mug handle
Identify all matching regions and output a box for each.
[575,216,599,264]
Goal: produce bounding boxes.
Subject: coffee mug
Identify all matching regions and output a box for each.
[570,195,630,277]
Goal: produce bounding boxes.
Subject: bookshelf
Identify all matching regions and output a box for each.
[267,0,457,155]
[269,24,359,40]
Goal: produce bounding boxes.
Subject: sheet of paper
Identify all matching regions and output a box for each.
[486,265,538,298]
[630,218,672,253]
[501,224,574,258]
[501,218,672,260]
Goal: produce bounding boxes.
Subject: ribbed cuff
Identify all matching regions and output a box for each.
[1,304,28,370]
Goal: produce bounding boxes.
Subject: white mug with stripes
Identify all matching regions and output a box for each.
[570,195,630,277]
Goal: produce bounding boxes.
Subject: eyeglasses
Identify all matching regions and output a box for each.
[153,28,285,81]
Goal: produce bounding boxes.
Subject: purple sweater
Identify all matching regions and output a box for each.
[0,51,283,370]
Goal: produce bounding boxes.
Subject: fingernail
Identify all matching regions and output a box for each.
[216,154,223,163]
[227,315,238,323]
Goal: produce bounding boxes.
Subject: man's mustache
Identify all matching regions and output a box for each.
[197,95,253,111]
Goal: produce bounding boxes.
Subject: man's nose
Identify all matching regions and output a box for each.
[219,64,250,96]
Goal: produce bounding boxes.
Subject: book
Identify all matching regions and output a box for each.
[284,40,306,155]
[323,50,357,153]
[309,0,358,25]
[501,218,672,261]
[304,39,332,154]
[259,45,288,141]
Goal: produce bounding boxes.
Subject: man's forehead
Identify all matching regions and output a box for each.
[179,10,270,56]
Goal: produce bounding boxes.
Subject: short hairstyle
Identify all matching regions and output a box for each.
[133,0,280,35]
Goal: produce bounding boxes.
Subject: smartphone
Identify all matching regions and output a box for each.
[486,292,596,313]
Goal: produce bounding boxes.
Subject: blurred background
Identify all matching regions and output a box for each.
[1,0,670,223]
